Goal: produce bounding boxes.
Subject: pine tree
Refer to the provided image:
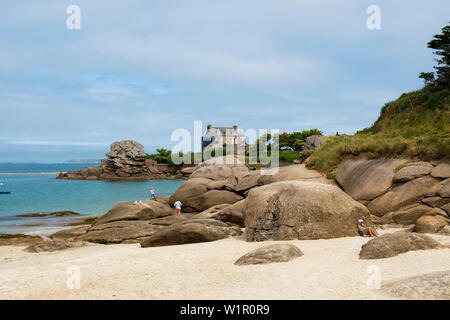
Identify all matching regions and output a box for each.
[427,23,450,88]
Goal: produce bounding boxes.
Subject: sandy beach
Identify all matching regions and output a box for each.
[0,228,449,300]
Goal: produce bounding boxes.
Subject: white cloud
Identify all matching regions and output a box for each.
[71,34,327,87]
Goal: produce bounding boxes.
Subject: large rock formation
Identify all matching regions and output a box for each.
[103,140,148,176]
[381,270,450,300]
[257,164,329,186]
[168,177,243,213]
[93,200,173,225]
[194,200,245,227]
[414,215,448,234]
[234,244,303,265]
[77,221,165,244]
[431,162,450,178]
[50,226,89,241]
[57,140,194,181]
[336,159,404,201]
[242,181,372,241]
[334,158,449,234]
[303,135,327,151]
[359,232,443,259]
[393,162,433,183]
[367,176,441,217]
[139,219,242,247]
[392,204,433,225]
[0,233,43,246]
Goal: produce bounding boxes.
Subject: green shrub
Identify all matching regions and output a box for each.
[306,87,450,173]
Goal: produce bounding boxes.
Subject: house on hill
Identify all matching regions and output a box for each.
[201,124,247,153]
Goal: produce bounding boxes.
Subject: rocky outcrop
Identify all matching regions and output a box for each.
[168,177,243,213]
[50,226,89,241]
[335,158,449,234]
[148,214,195,226]
[393,162,433,183]
[16,211,80,218]
[93,200,173,225]
[139,219,242,247]
[234,244,303,265]
[359,232,443,259]
[392,204,433,225]
[200,190,244,211]
[414,215,448,234]
[381,270,450,299]
[0,233,43,246]
[234,171,261,192]
[242,181,372,241]
[422,196,449,208]
[431,162,450,178]
[439,225,450,235]
[440,179,450,198]
[78,220,165,244]
[441,203,450,214]
[57,140,195,181]
[367,176,441,217]
[25,240,88,253]
[303,135,327,151]
[257,164,328,186]
[194,200,245,227]
[336,159,404,201]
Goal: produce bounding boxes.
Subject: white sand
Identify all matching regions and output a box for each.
[0,228,449,300]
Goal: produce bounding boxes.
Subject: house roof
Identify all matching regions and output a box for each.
[211,127,235,135]
[203,125,245,140]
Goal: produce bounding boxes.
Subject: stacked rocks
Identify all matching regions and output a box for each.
[57,140,192,181]
[101,140,149,178]
[336,159,450,234]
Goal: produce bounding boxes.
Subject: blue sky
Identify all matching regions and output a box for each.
[0,0,449,162]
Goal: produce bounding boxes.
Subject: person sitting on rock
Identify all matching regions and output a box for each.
[357,219,379,237]
[174,200,182,215]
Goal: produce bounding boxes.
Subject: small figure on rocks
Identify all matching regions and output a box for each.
[357,219,379,237]
[150,187,157,200]
[174,200,182,215]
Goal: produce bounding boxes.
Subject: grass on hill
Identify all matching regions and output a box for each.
[306,86,450,173]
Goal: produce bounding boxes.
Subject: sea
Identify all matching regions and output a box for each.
[0,163,184,235]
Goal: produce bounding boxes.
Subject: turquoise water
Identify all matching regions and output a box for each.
[0,164,184,235]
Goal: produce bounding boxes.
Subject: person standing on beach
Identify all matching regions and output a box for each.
[174,200,182,215]
[150,187,156,200]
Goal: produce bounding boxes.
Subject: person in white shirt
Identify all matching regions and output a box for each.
[174,200,182,215]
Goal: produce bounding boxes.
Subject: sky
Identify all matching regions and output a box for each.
[0,0,449,162]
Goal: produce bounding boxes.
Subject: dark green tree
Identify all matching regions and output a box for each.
[146,148,173,164]
[427,23,450,88]
[277,129,323,151]
[419,72,435,85]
